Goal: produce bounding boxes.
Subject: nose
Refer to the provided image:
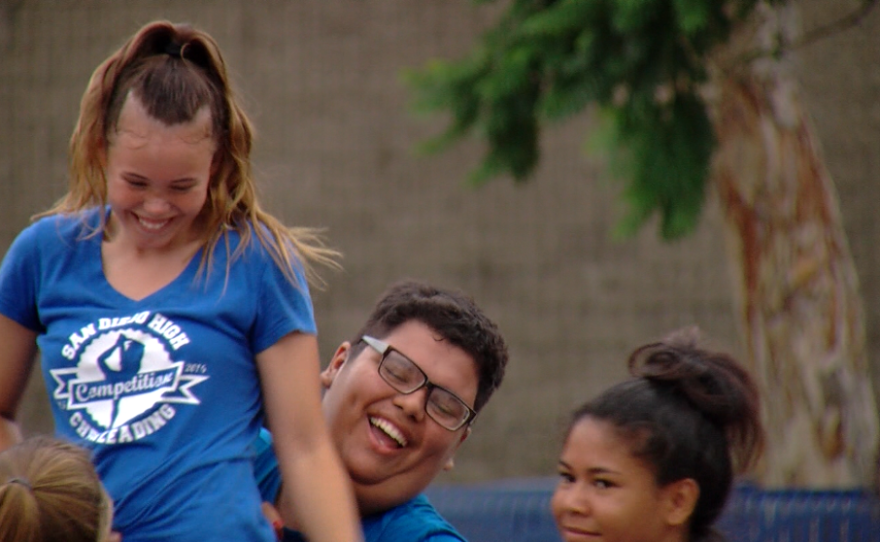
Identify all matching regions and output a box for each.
[142,196,171,214]
[392,387,428,422]
[552,486,591,517]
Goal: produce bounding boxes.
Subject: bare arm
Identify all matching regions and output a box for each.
[0,314,38,451]
[257,332,363,542]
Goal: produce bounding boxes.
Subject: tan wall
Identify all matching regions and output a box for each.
[1,0,878,482]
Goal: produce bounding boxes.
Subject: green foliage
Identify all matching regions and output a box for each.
[404,0,765,240]
[603,93,715,239]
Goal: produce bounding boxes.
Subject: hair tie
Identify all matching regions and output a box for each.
[5,477,33,491]
[164,41,183,59]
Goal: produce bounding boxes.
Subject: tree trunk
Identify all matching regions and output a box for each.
[711,61,879,486]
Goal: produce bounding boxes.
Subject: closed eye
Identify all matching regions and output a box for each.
[125,178,148,189]
[432,401,457,417]
[170,182,197,192]
[384,367,410,384]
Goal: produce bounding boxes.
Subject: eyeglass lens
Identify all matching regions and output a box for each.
[379,350,469,429]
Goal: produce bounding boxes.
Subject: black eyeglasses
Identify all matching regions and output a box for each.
[360,335,476,431]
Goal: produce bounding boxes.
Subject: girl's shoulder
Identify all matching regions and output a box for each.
[16,209,103,249]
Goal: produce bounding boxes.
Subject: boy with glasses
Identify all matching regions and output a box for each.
[254,279,509,541]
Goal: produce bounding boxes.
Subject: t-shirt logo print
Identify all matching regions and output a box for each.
[96,334,147,427]
[51,326,207,441]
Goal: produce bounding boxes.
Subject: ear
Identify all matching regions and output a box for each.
[320,342,351,389]
[661,478,699,527]
[442,426,472,471]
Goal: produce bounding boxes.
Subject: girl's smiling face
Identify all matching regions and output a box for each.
[551,417,693,542]
[104,93,215,253]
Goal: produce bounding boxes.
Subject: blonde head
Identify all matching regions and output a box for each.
[51,20,339,286]
[0,436,113,542]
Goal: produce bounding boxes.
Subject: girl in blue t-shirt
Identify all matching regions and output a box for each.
[0,20,361,542]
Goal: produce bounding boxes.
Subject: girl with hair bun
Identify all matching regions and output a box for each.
[0,20,361,542]
[552,327,765,542]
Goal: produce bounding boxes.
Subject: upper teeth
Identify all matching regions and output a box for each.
[370,417,407,447]
[139,217,167,230]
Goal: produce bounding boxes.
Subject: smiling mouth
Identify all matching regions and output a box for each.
[369,417,408,448]
[559,525,600,540]
[137,216,170,231]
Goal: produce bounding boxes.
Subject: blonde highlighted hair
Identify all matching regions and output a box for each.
[0,436,113,542]
[45,20,339,287]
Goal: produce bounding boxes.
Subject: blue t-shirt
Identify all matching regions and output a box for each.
[253,428,467,542]
[0,210,315,542]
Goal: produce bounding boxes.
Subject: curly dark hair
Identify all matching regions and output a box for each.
[349,279,508,414]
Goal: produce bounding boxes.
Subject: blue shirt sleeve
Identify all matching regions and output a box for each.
[0,219,45,330]
[252,245,317,353]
